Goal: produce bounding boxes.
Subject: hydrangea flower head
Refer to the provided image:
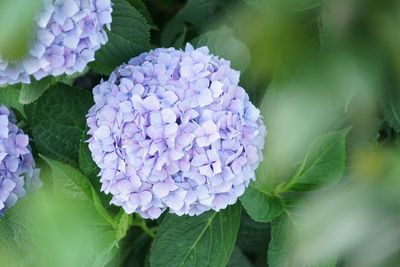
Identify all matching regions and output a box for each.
[87,44,266,219]
[0,0,112,85]
[0,106,41,215]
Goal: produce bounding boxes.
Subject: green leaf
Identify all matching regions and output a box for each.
[244,0,321,12]
[90,230,120,267]
[19,76,57,105]
[161,0,236,47]
[116,212,133,241]
[268,214,292,267]
[0,195,37,266]
[0,84,25,117]
[172,24,187,49]
[79,129,100,182]
[193,26,251,72]
[127,0,157,30]
[240,186,284,222]
[90,0,150,75]
[0,163,120,267]
[170,0,228,28]
[120,231,152,267]
[41,156,117,229]
[40,159,120,266]
[228,246,253,267]
[161,18,186,48]
[381,86,400,132]
[150,204,241,267]
[25,83,93,165]
[236,212,269,254]
[78,129,114,211]
[281,129,349,192]
[268,200,336,267]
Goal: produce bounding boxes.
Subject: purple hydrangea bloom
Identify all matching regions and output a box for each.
[87,44,266,219]
[0,0,112,85]
[0,106,41,215]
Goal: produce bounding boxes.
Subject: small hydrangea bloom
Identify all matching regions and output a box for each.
[0,106,41,215]
[0,0,112,85]
[87,44,266,219]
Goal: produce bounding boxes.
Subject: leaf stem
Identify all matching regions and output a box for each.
[131,215,156,238]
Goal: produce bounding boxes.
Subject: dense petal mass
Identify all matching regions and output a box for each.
[0,0,112,85]
[0,106,41,215]
[87,44,266,219]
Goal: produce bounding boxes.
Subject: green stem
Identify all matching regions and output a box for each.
[274,157,308,194]
[131,216,156,238]
[275,178,297,194]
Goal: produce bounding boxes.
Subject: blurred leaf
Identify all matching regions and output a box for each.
[42,156,117,228]
[0,196,37,266]
[38,161,121,267]
[90,231,120,267]
[381,86,400,132]
[150,204,241,267]
[268,197,312,267]
[259,82,343,183]
[90,0,150,75]
[0,195,119,267]
[19,76,57,105]
[268,172,400,267]
[240,187,284,222]
[0,85,25,117]
[0,162,119,267]
[281,129,349,192]
[244,0,321,11]
[268,200,336,267]
[25,83,93,165]
[193,26,251,72]
[0,0,41,59]
[279,186,388,267]
[228,246,253,267]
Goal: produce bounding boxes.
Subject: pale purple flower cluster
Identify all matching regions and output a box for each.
[87,44,266,219]
[0,0,112,85]
[0,106,41,215]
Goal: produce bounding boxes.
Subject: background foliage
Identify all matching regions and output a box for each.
[1,0,400,266]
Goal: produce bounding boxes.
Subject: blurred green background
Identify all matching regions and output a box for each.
[1,0,400,266]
